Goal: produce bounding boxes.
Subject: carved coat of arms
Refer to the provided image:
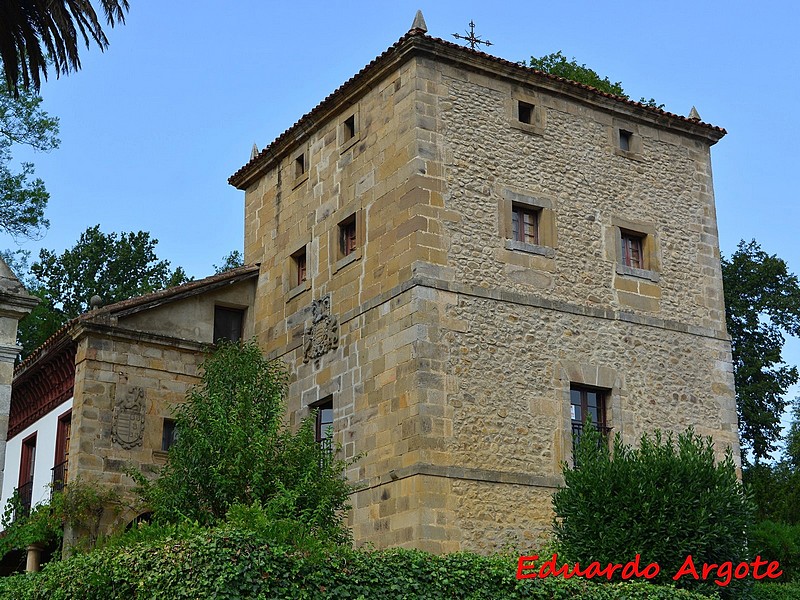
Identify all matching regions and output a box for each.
[303,295,339,363]
[112,386,145,449]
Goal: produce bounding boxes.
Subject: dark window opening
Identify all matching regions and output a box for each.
[52,411,71,495]
[621,231,645,269]
[293,248,307,287]
[339,216,357,257]
[511,205,540,245]
[294,153,306,178]
[313,398,334,455]
[214,306,244,343]
[518,101,534,125]
[343,115,356,141]
[17,433,37,518]
[162,419,178,451]
[619,129,632,152]
[570,386,611,455]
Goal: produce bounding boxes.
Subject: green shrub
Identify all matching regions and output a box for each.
[749,520,800,582]
[752,582,800,600]
[133,341,354,544]
[553,426,753,598]
[0,523,717,599]
[0,478,120,560]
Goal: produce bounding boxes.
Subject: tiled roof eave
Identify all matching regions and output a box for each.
[229,32,726,190]
[14,264,260,376]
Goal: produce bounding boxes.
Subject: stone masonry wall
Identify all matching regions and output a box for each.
[68,330,205,540]
[242,55,459,552]
[406,56,737,551]
[240,45,737,555]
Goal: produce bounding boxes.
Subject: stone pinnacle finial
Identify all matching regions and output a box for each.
[410,10,427,33]
[90,295,103,310]
[250,143,259,160]
[688,106,701,121]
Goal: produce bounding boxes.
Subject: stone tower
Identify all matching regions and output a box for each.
[229,22,736,553]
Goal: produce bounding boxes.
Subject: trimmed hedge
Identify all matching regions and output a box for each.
[554,427,751,599]
[752,582,800,600]
[0,525,716,599]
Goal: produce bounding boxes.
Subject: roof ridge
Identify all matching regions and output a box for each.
[14,263,260,374]
[230,31,724,188]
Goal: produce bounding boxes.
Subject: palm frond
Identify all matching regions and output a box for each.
[0,0,129,97]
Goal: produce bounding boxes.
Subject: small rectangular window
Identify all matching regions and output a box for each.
[621,232,645,269]
[518,100,534,125]
[570,385,610,457]
[343,115,356,141]
[162,419,178,451]
[511,204,540,245]
[214,306,244,343]
[339,215,357,257]
[52,411,71,494]
[294,153,306,179]
[18,433,37,517]
[619,129,632,152]
[313,398,334,454]
[293,248,307,287]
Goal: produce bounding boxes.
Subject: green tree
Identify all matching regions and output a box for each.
[529,51,663,108]
[722,240,800,461]
[19,225,189,356]
[745,398,800,525]
[1,81,59,240]
[554,426,753,598]
[529,51,626,96]
[213,249,244,274]
[1,1,130,97]
[138,341,353,543]
[787,398,800,470]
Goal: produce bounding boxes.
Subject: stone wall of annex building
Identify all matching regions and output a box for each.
[422,58,727,334]
[69,330,205,531]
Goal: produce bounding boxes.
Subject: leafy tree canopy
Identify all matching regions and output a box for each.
[136,341,354,544]
[213,249,244,274]
[0,80,58,241]
[17,225,189,356]
[745,398,800,526]
[722,240,800,461]
[1,1,130,97]
[529,51,663,108]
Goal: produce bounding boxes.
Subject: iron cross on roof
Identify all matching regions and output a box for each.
[452,20,493,50]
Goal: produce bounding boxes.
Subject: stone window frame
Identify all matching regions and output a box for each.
[291,146,309,189]
[560,362,619,465]
[609,216,660,283]
[498,188,556,258]
[331,206,365,272]
[285,239,311,300]
[612,119,643,160]
[338,107,360,153]
[508,91,546,136]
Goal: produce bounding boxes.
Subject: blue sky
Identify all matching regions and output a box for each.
[3,2,799,438]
